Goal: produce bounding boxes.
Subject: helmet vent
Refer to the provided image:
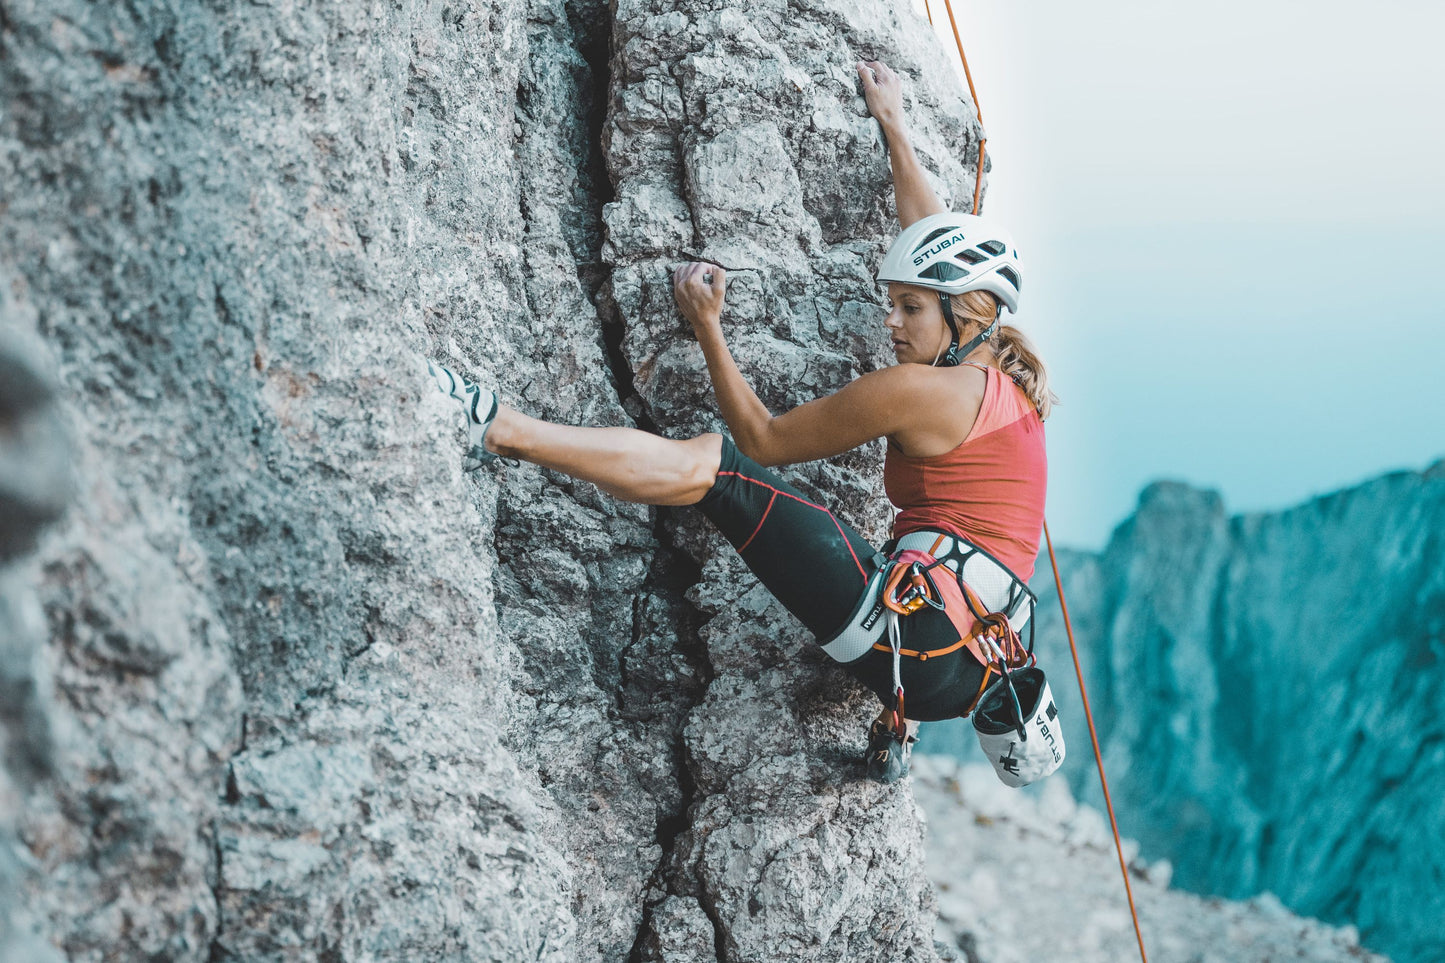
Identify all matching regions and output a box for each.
[956,249,988,265]
[920,262,969,283]
[911,227,954,254]
[979,239,1007,256]
[998,266,1021,290]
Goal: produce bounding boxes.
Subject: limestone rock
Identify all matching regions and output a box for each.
[1,0,984,958]
[0,318,71,963]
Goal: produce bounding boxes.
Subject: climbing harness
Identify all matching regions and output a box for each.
[823,530,1034,664]
[821,530,1053,769]
[914,11,1150,958]
[878,533,1064,787]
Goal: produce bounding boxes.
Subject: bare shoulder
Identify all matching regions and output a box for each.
[854,360,985,398]
[860,361,986,405]
[884,362,990,457]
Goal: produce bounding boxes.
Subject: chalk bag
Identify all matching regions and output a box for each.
[972,666,1065,788]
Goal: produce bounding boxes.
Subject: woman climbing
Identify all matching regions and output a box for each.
[430,61,1055,784]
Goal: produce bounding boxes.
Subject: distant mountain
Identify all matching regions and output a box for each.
[926,461,1445,963]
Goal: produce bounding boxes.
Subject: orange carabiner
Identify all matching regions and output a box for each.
[882,563,925,615]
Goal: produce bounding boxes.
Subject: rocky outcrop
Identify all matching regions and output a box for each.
[2,0,984,959]
[603,2,990,959]
[0,322,72,963]
[928,466,1445,963]
[913,756,1387,963]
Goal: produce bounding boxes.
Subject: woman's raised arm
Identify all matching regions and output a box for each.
[858,61,947,229]
[674,263,775,455]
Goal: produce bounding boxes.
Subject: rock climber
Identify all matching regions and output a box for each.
[429,61,1053,783]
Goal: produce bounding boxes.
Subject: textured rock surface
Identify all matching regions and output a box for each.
[604,2,988,959]
[2,0,981,959]
[927,467,1444,963]
[0,321,71,963]
[912,756,1388,963]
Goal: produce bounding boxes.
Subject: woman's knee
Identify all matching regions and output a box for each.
[680,432,725,503]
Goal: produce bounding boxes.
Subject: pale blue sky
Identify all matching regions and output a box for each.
[911,0,1445,548]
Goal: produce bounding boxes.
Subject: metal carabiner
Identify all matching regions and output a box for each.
[912,563,947,611]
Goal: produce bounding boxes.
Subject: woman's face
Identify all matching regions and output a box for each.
[884,283,950,365]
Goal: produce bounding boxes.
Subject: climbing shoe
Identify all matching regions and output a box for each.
[427,360,503,471]
[865,717,916,784]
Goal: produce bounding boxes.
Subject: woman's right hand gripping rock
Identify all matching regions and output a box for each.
[857,60,906,133]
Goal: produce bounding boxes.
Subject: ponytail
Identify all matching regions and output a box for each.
[992,324,1056,420]
[949,290,1058,420]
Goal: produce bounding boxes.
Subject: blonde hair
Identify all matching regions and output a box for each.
[950,290,1057,420]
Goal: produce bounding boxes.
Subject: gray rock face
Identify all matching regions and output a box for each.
[0,320,71,963]
[1,0,985,959]
[5,0,577,957]
[929,467,1444,963]
[605,2,988,960]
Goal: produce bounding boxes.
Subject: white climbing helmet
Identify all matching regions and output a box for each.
[876,212,1023,313]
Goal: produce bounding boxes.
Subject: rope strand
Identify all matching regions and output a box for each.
[1046,521,1149,962]
[921,13,1147,957]
[940,0,987,214]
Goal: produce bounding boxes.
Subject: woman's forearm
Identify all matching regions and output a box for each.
[883,122,947,228]
[694,326,774,455]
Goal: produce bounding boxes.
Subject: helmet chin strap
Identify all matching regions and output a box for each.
[935,292,1001,367]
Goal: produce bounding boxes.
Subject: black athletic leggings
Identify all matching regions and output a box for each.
[694,438,987,721]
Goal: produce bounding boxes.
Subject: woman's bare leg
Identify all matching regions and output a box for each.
[484,406,723,507]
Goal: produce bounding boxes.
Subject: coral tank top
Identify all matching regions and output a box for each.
[883,365,1047,580]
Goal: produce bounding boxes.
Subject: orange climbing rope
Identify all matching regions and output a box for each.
[939,0,987,215]
[934,7,1150,959]
[1045,522,1150,963]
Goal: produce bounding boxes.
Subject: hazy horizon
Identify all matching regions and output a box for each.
[911,0,1445,549]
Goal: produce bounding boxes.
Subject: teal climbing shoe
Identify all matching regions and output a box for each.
[865,717,916,784]
[428,360,502,471]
